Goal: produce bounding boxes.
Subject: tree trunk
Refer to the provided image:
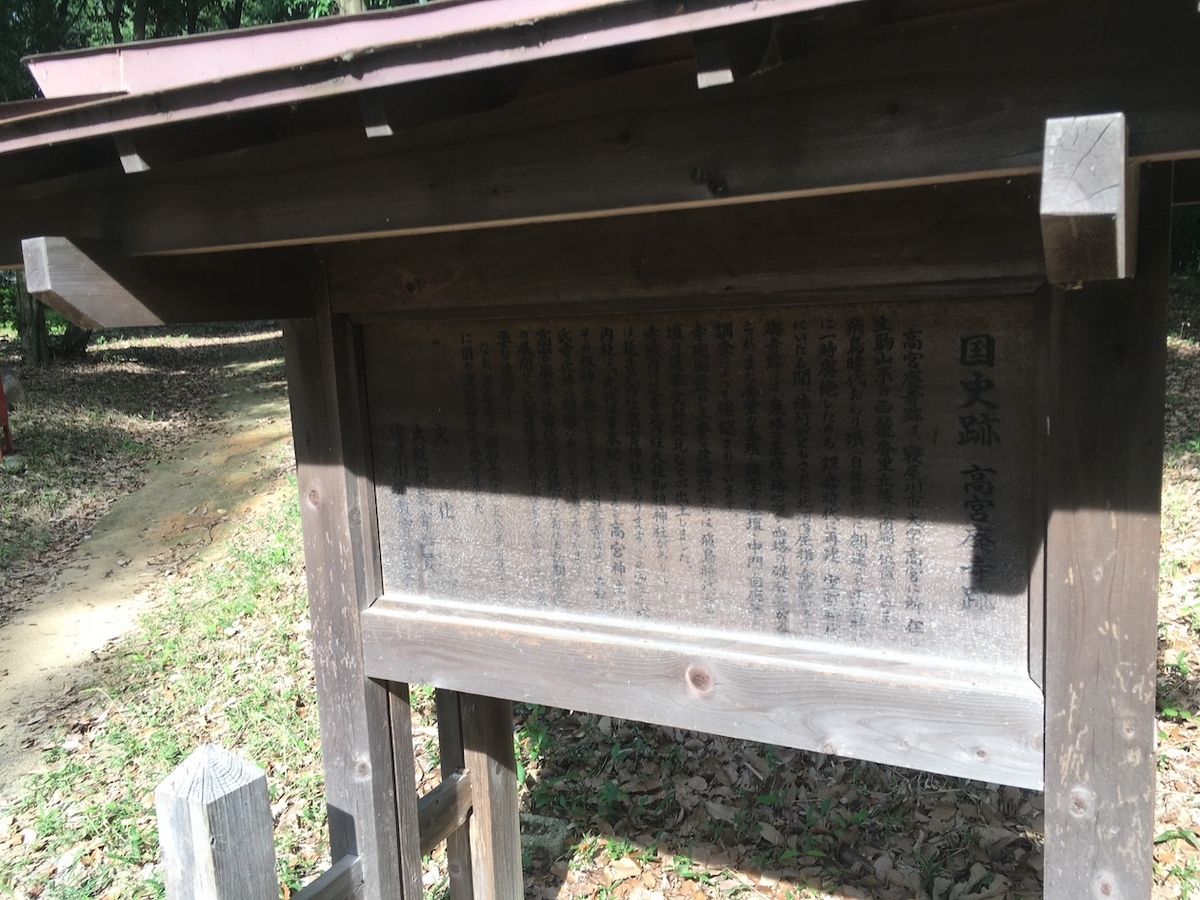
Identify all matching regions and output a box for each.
[337,0,367,13]
[58,323,92,360]
[14,273,51,368]
[132,0,149,40]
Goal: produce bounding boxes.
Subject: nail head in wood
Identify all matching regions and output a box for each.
[155,743,277,900]
[1040,112,1135,284]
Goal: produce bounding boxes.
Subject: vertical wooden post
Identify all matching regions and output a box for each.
[444,693,522,900]
[388,680,426,900]
[436,688,476,900]
[284,253,419,900]
[155,744,276,900]
[1043,162,1171,900]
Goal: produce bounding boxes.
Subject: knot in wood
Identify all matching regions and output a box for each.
[685,664,713,696]
[1068,785,1094,818]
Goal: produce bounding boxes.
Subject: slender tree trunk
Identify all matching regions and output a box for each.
[221,0,245,29]
[58,322,92,360]
[132,0,149,40]
[14,273,51,368]
[102,0,126,43]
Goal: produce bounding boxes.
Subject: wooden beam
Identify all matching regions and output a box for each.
[460,695,522,900]
[294,855,365,900]
[363,596,1046,789]
[20,237,315,328]
[1041,113,1135,284]
[1043,162,1170,900]
[417,769,473,857]
[9,0,864,145]
[387,682,425,900]
[326,176,1045,319]
[434,690,475,900]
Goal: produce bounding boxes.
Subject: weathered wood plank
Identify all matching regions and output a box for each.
[1043,162,1170,900]
[12,0,863,134]
[418,769,474,857]
[283,260,405,900]
[387,682,425,900]
[1041,113,1134,284]
[326,176,1044,319]
[294,855,365,900]
[460,695,523,900]
[155,744,276,900]
[1027,286,1051,690]
[20,236,313,328]
[435,690,475,900]
[2,1,1200,262]
[362,596,1046,789]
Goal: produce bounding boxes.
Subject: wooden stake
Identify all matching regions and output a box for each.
[155,744,276,900]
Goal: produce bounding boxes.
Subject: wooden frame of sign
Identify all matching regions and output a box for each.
[270,163,1169,900]
[19,168,1168,900]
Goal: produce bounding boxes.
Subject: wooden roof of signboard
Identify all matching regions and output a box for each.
[2,0,1200,321]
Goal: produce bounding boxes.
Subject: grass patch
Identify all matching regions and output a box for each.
[0,481,327,899]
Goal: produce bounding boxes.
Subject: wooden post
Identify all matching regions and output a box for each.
[460,694,522,900]
[435,689,476,900]
[284,253,416,900]
[155,744,277,900]
[1043,162,1170,900]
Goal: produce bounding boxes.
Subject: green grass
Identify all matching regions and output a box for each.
[0,479,326,899]
[0,397,160,571]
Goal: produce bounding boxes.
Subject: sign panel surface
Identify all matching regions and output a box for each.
[365,298,1035,671]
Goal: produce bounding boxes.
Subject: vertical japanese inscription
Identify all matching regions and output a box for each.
[368,300,1035,667]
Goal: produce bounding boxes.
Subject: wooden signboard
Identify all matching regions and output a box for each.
[4,3,1181,890]
[361,298,1045,787]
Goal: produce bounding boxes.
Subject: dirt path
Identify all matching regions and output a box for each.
[0,359,292,793]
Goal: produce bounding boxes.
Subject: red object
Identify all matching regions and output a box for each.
[0,373,12,458]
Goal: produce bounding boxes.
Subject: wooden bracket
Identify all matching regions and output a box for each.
[293,854,366,900]
[1040,112,1136,285]
[417,769,473,856]
[20,236,315,328]
[113,133,151,173]
[358,93,394,139]
[692,30,734,89]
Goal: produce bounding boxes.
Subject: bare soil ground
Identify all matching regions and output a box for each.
[0,360,291,792]
[0,327,292,790]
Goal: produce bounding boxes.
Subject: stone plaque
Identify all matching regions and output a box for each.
[364,298,1036,669]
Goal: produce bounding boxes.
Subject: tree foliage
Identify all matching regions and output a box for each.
[1,0,423,103]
